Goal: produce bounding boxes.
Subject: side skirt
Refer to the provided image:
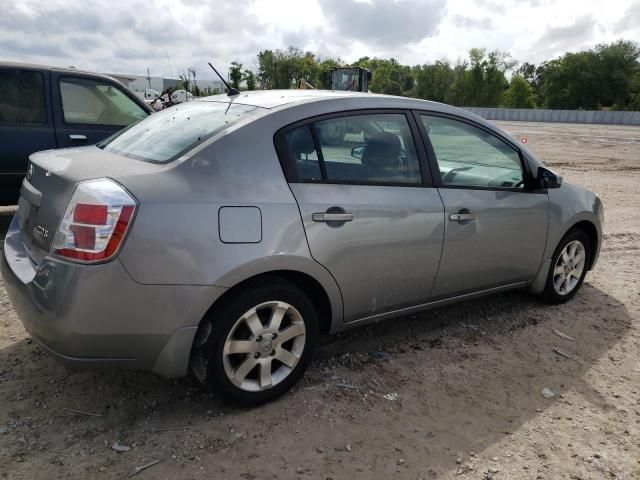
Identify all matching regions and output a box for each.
[331,281,530,333]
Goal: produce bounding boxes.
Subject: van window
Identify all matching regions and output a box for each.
[60,77,147,126]
[0,70,46,124]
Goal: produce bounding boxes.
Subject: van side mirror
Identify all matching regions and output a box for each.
[351,145,365,160]
[535,167,562,189]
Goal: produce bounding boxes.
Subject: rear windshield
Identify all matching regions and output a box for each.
[100,101,261,162]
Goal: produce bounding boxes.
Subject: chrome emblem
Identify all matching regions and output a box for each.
[35,225,49,238]
[26,164,34,182]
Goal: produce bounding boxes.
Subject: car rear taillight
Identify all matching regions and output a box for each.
[53,179,137,263]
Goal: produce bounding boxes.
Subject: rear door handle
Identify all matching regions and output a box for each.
[449,212,477,222]
[312,212,354,222]
[69,134,87,142]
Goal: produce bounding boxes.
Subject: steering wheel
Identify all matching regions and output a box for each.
[442,166,472,183]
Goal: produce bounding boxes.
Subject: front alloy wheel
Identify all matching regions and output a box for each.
[552,240,586,296]
[542,229,591,304]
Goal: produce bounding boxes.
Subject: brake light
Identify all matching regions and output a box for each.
[53,179,137,263]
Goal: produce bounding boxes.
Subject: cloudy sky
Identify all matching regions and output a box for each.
[1,0,639,81]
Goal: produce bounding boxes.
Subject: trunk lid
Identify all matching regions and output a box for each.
[17,145,162,265]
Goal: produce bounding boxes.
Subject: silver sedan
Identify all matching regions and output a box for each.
[2,90,603,405]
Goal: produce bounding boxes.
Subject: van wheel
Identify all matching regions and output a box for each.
[542,229,591,304]
[190,277,318,406]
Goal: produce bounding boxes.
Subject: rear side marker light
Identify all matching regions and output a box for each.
[53,179,137,263]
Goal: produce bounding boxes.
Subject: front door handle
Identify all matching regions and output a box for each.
[69,134,87,142]
[449,212,477,222]
[312,212,354,222]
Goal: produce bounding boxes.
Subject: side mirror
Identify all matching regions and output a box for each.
[536,166,562,189]
[351,145,365,160]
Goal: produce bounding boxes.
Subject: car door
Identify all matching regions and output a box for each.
[416,112,548,298]
[276,110,445,323]
[0,67,56,205]
[51,73,148,148]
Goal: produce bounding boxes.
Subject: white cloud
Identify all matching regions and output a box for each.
[0,0,638,79]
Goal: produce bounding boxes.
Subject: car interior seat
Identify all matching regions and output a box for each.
[361,132,401,178]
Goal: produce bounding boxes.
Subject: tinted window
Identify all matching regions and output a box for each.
[421,115,524,189]
[286,113,421,184]
[101,102,260,163]
[0,70,46,124]
[60,78,147,126]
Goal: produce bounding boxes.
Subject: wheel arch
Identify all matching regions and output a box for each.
[201,269,336,335]
[528,216,601,295]
[569,220,599,270]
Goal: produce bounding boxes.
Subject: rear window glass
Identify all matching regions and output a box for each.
[100,102,261,163]
[0,69,46,124]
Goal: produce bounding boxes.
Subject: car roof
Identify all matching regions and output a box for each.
[199,89,488,123]
[199,89,485,127]
[199,89,451,110]
[199,89,365,109]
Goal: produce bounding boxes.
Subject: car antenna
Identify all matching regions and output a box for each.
[208,62,240,96]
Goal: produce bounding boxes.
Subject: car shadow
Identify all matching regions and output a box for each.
[0,277,631,478]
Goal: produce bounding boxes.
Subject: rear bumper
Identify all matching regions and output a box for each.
[2,214,225,378]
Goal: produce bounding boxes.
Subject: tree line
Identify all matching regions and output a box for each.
[225,40,640,110]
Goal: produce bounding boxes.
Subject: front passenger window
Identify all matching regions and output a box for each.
[421,115,524,189]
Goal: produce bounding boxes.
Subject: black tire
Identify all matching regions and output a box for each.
[190,276,318,406]
[541,229,591,304]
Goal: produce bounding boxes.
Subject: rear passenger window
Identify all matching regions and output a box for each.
[0,70,46,124]
[284,113,421,185]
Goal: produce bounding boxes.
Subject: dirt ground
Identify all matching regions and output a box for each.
[1,121,639,480]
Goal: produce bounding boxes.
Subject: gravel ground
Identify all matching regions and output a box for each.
[1,121,639,480]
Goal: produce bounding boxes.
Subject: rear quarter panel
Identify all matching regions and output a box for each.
[114,114,344,326]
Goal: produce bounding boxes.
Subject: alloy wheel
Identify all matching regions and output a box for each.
[222,301,306,392]
[552,240,586,295]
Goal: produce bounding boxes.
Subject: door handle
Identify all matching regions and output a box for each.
[312,212,354,222]
[69,134,87,142]
[449,212,477,222]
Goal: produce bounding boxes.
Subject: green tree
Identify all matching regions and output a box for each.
[502,75,536,108]
[412,60,455,103]
[539,52,600,109]
[595,40,640,107]
[485,50,515,106]
[383,81,403,96]
[257,50,275,89]
[229,61,243,90]
[243,70,256,90]
[448,61,468,106]
[252,40,640,109]
[464,48,486,106]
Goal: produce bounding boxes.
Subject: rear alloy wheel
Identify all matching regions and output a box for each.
[191,278,318,405]
[223,301,306,392]
[542,230,591,304]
